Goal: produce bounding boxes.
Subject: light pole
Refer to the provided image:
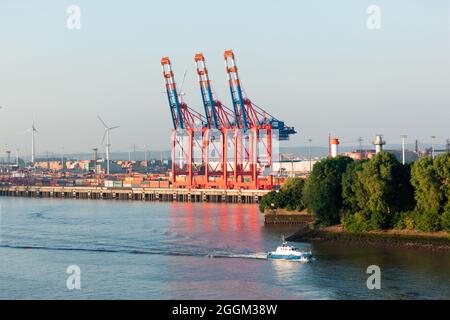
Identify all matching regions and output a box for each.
[357,136,364,160]
[431,136,436,159]
[308,139,312,173]
[400,134,407,165]
[61,147,65,170]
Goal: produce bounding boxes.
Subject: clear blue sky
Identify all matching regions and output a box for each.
[0,0,449,157]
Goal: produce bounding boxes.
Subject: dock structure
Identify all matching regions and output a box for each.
[0,186,270,204]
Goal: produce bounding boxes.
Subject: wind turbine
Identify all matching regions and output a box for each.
[25,122,39,163]
[98,116,119,174]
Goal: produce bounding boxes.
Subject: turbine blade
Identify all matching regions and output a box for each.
[97,116,108,128]
[109,126,120,130]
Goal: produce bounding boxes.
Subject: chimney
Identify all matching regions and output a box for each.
[330,138,340,158]
[372,135,386,154]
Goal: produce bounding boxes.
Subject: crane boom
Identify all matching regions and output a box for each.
[195,53,219,129]
[195,53,233,129]
[224,50,249,130]
[161,56,205,130]
[223,50,297,140]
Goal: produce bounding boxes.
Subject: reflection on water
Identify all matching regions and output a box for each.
[0,197,449,299]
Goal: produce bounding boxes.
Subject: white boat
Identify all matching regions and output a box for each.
[267,236,313,262]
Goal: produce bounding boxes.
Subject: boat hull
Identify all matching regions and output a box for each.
[267,253,312,261]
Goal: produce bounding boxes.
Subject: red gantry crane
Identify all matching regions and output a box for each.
[161,50,297,190]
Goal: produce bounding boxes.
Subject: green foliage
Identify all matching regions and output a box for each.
[341,152,414,231]
[394,211,416,230]
[303,156,353,226]
[341,160,366,213]
[441,207,450,232]
[261,151,450,234]
[408,153,450,232]
[342,212,373,233]
[259,191,282,212]
[259,178,306,212]
[356,152,414,217]
[411,157,443,214]
[415,211,442,232]
[280,178,307,211]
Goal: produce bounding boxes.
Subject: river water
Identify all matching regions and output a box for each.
[0,197,449,299]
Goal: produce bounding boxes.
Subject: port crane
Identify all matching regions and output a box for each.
[161,56,206,188]
[161,50,297,190]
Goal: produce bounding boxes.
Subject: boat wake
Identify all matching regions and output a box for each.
[0,243,269,261]
[207,252,268,260]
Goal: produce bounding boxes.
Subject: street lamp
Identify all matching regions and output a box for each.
[431,136,436,159]
[308,139,312,173]
[400,134,407,165]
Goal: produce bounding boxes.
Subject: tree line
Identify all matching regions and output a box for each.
[259,152,450,233]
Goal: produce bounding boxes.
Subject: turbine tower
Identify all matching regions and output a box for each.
[26,122,39,163]
[98,116,119,174]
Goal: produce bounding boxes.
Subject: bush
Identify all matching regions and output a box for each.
[415,211,442,232]
[259,191,282,212]
[342,212,373,233]
[259,178,307,213]
[441,208,450,232]
[394,211,416,230]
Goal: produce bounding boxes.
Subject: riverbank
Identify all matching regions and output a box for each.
[287,225,450,251]
[264,208,314,224]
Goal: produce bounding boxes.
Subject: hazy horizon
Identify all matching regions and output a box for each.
[1,0,449,156]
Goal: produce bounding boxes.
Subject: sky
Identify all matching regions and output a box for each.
[0,0,449,157]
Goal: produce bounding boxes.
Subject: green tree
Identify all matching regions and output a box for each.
[259,177,307,212]
[303,156,353,226]
[341,160,367,213]
[441,206,450,232]
[434,152,450,207]
[411,156,443,214]
[341,152,414,231]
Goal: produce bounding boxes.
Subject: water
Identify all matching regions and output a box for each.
[0,197,449,299]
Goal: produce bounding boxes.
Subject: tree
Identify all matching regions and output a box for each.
[280,177,307,211]
[303,156,353,226]
[341,152,414,230]
[434,152,450,207]
[259,177,307,212]
[411,157,443,214]
[341,160,367,213]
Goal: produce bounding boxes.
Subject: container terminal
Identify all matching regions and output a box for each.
[1,51,449,201]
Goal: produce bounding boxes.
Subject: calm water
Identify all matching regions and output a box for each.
[0,197,449,299]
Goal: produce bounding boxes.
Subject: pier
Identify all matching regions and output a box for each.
[0,186,270,204]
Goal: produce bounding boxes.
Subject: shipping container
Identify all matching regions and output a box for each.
[159,181,170,188]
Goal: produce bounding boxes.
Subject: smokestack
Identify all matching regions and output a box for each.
[330,138,340,158]
[447,139,450,152]
[372,135,386,154]
[415,140,419,154]
[92,148,98,161]
[6,150,11,164]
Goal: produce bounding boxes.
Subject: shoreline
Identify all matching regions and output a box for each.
[264,208,314,224]
[0,185,269,204]
[287,225,450,251]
